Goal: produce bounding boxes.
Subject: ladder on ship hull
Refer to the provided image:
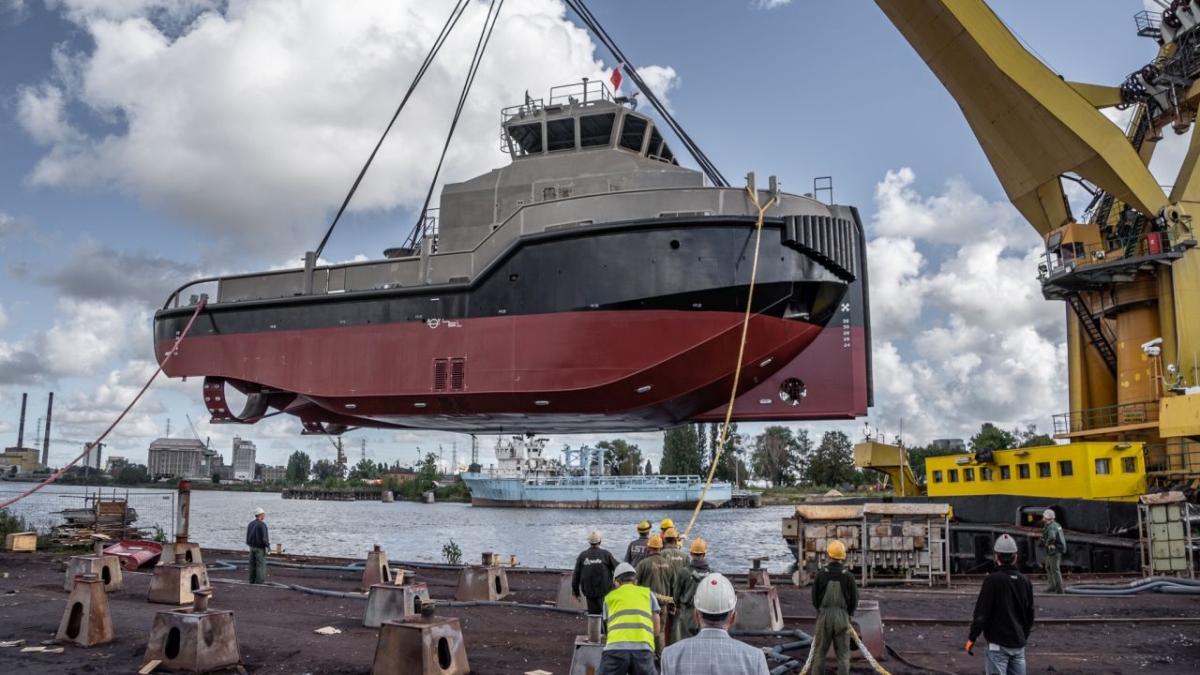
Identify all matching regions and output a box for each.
[1066,293,1118,376]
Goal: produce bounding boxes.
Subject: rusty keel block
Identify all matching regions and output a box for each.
[731,587,783,631]
[361,545,393,591]
[148,562,210,605]
[363,582,432,627]
[555,572,587,610]
[567,636,604,675]
[452,565,510,601]
[64,555,123,593]
[850,600,885,660]
[371,617,469,675]
[56,574,114,647]
[143,593,240,672]
[160,542,204,566]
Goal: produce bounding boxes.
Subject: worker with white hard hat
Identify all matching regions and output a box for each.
[660,573,769,675]
[245,507,270,584]
[966,533,1035,673]
[572,528,619,616]
[596,562,659,675]
[1042,508,1066,594]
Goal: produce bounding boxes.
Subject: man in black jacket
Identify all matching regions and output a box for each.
[573,529,618,614]
[967,534,1035,675]
[246,507,270,584]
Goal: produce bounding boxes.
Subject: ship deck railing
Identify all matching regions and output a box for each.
[160,185,826,310]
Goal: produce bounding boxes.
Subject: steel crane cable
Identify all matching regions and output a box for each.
[404,0,507,251]
[564,0,728,187]
[0,298,210,509]
[680,186,775,542]
[311,0,473,261]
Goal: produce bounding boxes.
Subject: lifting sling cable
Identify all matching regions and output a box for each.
[0,298,210,510]
[564,0,728,187]
[311,0,473,261]
[680,186,775,541]
[405,0,507,250]
[798,625,893,675]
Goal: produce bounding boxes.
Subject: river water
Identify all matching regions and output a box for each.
[2,485,798,573]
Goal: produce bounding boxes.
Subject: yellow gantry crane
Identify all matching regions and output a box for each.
[876,0,1200,495]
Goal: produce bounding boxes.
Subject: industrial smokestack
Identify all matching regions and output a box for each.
[17,392,27,450]
[42,392,53,467]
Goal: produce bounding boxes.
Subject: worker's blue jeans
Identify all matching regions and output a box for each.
[984,643,1025,675]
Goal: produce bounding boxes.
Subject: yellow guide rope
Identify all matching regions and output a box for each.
[680,185,776,541]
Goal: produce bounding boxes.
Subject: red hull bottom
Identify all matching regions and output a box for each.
[159,310,824,432]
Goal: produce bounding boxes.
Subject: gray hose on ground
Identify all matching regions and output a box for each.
[213,558,364,572]
[1066,578,1200,595]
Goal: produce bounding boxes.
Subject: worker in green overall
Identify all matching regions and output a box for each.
[809,539,858,675]
[670,537,711,643]
[1042,509,1066,594]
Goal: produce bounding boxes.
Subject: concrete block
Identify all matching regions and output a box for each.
[56,574,113,647]
[363,582,432,627]
[160,542,203,566]
[556,572,587,610]
[148,562,210,605]
[732,587,783,631]
[361,545,393,591]
[453,565,510,601]
[64,555,123,593]
[371,617,470,675]
[143,597,240,672]
[567,636,603,675]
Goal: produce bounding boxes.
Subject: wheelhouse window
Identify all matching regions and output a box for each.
[508,122,543,156]
[580,113,616,148]
[546,118,576,152]
[1037,462,1052,478]
[1018,463,1030,479]
[1095,458,1111,475]
[999,465,1011,480]
[932,470,943,483]
[1122,456,1138,473]
[948,469,959,483]
[964,468,975,482]
[619,115,648,152]
[1058,460,1074,477]
[647,127,666,159]
[981,467,994,481]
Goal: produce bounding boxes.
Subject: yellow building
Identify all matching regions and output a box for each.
[925,442,1145,502]
[1,447,41,473]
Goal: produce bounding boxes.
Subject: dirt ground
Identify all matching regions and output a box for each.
[1,549,1197,674]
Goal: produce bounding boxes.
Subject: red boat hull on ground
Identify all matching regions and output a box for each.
[157,310,824,432]
[102,540,162,571]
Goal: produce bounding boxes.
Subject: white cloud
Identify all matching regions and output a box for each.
[20,0,680,257]
[40,299,150,378]
[753,0,792,9]
[861,168,1067,444]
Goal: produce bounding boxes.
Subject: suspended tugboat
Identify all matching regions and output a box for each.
[153,78,871,434]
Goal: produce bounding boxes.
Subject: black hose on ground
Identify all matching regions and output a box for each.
[886,645,959,675]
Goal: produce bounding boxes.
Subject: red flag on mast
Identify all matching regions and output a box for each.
[610,65,623,92]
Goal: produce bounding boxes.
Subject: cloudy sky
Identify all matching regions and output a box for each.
[0,0,1180,471]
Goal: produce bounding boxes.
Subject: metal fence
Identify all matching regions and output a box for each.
[0,486,176,542]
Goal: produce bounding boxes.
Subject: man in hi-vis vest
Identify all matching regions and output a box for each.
[599,562,660,675]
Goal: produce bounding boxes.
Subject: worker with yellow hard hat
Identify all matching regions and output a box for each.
[659,517,675,533]
[660,527,687,571]
[624,520,652,568]
[808,539,859,675]
[634,534,676,657]
[670,536,712,644]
